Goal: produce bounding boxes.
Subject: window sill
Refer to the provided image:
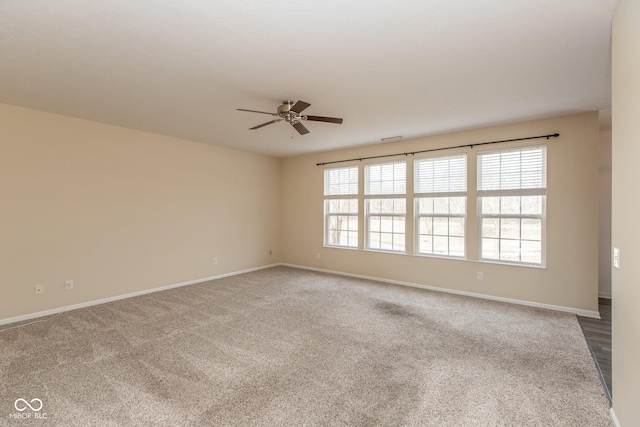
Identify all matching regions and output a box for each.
[477,258,546,269]
[323,244,360,251]
[364,248,408,256]
[414,252,466,262]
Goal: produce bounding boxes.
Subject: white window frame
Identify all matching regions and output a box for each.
[477,145,547,266]
[365,161,407,253]
[324,166,359,248]
[414,154,467,258]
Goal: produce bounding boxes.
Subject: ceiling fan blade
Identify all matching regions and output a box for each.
[250,119,282,130]
[303,115,344,124]
[290,101,311,114]
[237,108,277,116]
[291,122,310,135]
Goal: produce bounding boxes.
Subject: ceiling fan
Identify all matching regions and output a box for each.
[237,100,343,135]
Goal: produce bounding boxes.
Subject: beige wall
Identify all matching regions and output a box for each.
[1,104,600,321]
[612,0,640,425]
[599,129,612,299]
[282,113,600,312]
[0,103,281,321]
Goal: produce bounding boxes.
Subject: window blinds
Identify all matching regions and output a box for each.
[365,161,406,195]
[414,154,467,194]
[324,166,358,196]
[478,146,546,192]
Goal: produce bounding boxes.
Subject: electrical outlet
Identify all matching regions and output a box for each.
[316,253,321,259]
[34,285,44,295]
[613,248,620,269]
[213,258,218,265]
[65,280,74,290]
[477,272,483,280]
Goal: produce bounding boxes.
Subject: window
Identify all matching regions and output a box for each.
[365,161,406,252]
[478,146,546,265]
[414,154,467,257]
[324,166,359,248]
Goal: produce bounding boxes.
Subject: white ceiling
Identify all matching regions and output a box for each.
[0,0,616,157]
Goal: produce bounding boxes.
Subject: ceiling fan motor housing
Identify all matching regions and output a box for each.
[278,101,296,122]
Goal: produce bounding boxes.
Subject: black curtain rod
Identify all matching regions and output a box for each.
[316,133,560,166]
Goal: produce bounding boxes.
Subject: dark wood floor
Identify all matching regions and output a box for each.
[578,298,612,404]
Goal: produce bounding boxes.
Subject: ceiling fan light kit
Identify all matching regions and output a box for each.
[237,100,343,135]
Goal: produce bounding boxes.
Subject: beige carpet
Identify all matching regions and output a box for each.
[0,267,611,426]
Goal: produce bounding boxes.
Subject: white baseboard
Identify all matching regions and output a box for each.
[610,408,621,427]
[1,262,601,326]
[0,263,280,326]
[281,263,601,319]
[598,293,612,300]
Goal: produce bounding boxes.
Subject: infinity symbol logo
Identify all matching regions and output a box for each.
[14,398,43,412]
